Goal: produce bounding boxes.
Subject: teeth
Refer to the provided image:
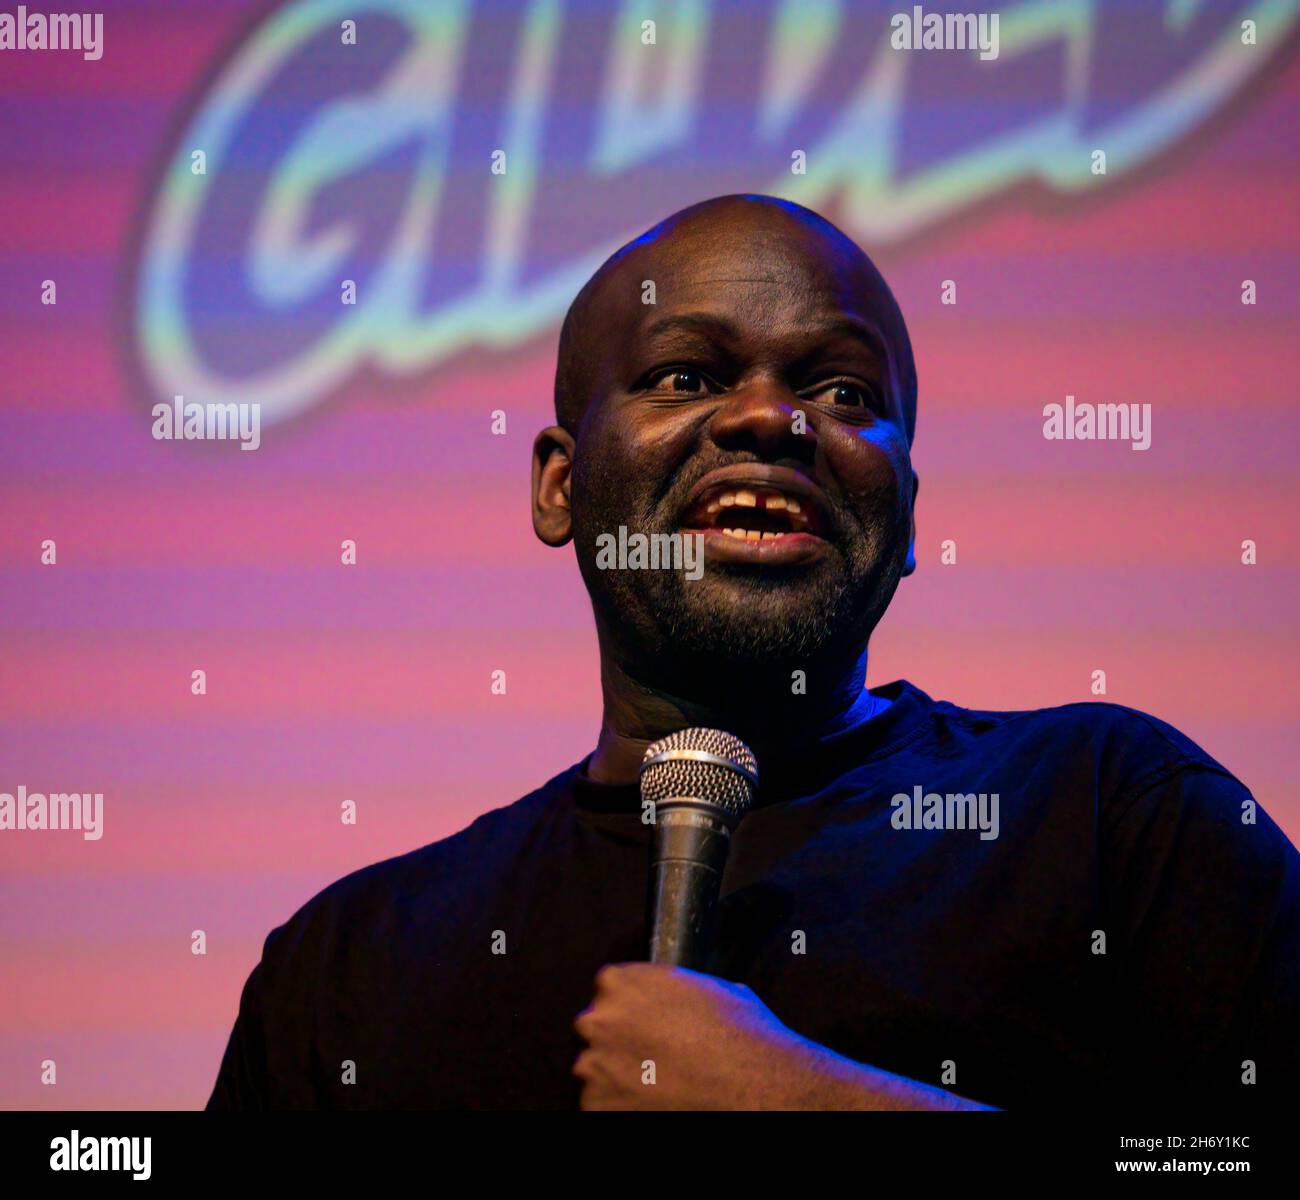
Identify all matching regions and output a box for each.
[710,488,800,510]
[704,487,812,533]
[719,527,788,542]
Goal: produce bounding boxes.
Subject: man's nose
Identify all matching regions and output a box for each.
[707,378,816,463]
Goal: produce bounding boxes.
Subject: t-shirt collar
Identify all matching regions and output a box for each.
[572,679,934,813]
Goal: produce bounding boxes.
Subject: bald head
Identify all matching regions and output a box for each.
[553,194,917,442]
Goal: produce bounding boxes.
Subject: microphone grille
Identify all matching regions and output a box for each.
[639,727,758,818]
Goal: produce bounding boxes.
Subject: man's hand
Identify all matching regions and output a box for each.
[572,962,994,1111]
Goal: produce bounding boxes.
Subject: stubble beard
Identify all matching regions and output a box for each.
[575,499,908,686]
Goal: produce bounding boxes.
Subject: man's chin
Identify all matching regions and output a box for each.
[651,572,853,666]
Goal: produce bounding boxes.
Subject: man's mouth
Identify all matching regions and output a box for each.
[684,485,820,539]
[678,469,833,565]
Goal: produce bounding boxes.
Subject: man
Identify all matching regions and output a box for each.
[208,195,1299,1110]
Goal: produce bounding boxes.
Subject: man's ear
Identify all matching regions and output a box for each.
[901,470,918,577]
[532,425,575,546]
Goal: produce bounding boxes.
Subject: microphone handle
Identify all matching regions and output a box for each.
[648,801,736,969]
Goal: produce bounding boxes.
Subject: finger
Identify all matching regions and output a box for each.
[572,1048,596,1079]
[593,962,630,993]
[573,1005,600,1042]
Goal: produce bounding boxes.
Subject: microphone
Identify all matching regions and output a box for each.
[639,728,758,970]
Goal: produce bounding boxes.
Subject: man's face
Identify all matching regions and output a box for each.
[562,206,917,675]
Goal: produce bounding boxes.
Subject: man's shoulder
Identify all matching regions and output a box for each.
[926,687,1243,801]
[255,761,586,973]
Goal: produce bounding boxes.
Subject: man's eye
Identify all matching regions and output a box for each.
[810,380,874,408]
[650,368,708,394]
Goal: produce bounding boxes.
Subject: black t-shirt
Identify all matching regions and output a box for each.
[206,680,1299,1110]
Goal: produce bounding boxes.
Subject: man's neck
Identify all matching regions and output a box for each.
[585,637,884,786]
